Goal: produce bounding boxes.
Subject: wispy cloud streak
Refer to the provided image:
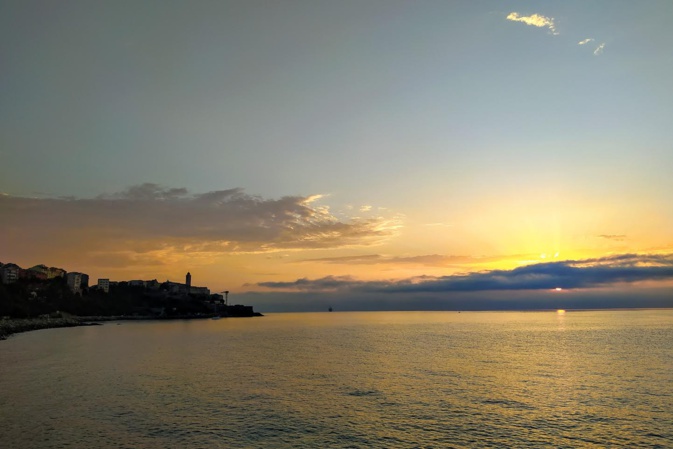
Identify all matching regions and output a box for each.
[300,254,508,267]
[506,12,557,34]
[598,234,626,241]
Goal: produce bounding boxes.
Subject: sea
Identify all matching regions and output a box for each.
[1,310,672,448]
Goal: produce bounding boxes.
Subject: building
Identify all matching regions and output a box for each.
[1,263,20,284]
[190,286,210,296]
[145,279,160,290]
[22,266,48,280]
[97,278,110,293]
[163,281,188,295]
[28,264,50,278]
[25,264,66,279]
[160,272,210,297]
[66,272,85,294]
[48,267,67,279]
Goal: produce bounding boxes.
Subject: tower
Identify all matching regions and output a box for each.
[186,272,192,290]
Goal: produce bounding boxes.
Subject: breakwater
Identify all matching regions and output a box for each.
[0,317,88,340]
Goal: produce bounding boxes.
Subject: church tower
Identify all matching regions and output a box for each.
[186,272,192,291]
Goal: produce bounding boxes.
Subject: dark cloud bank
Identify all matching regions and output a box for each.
[253,254,673,312]
[259,254,673,292]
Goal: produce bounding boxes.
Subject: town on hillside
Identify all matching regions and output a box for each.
[0,262,259,318]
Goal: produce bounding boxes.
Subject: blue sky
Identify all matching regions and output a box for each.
[2,1,672,310]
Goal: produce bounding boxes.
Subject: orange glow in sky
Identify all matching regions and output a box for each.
[1,2,672,311]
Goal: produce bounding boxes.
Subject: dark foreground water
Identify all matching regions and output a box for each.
[1,310,672,448]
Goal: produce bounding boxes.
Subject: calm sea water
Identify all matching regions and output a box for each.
[1,310,672,448]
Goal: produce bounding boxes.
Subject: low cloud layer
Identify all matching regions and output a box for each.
[258,254,673,293]
[1,184,400,268]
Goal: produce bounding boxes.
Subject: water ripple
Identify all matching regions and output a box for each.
[1,311,672,448]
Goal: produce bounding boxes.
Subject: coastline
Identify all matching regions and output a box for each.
[0,312,263,341]
[0,317,90,341]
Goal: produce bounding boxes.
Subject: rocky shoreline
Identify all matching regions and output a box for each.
[0,313,263,340]
[0,317,93,341]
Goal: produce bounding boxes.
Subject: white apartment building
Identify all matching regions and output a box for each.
[97,278,110,293]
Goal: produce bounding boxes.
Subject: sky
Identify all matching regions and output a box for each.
[2,0,673,312]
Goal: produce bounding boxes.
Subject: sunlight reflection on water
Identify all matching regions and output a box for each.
[1,310,672,448]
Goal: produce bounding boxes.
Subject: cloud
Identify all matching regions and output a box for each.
[0,184,401,269]
[506,15,607,55]
[300,254,495,267]
[598,234,627,241]
[301,254,385,265]
[506,12,557,34]
[100,184,189,201]
[256,275,361,292]
[423,222,453,227]
[257,254,673,293]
